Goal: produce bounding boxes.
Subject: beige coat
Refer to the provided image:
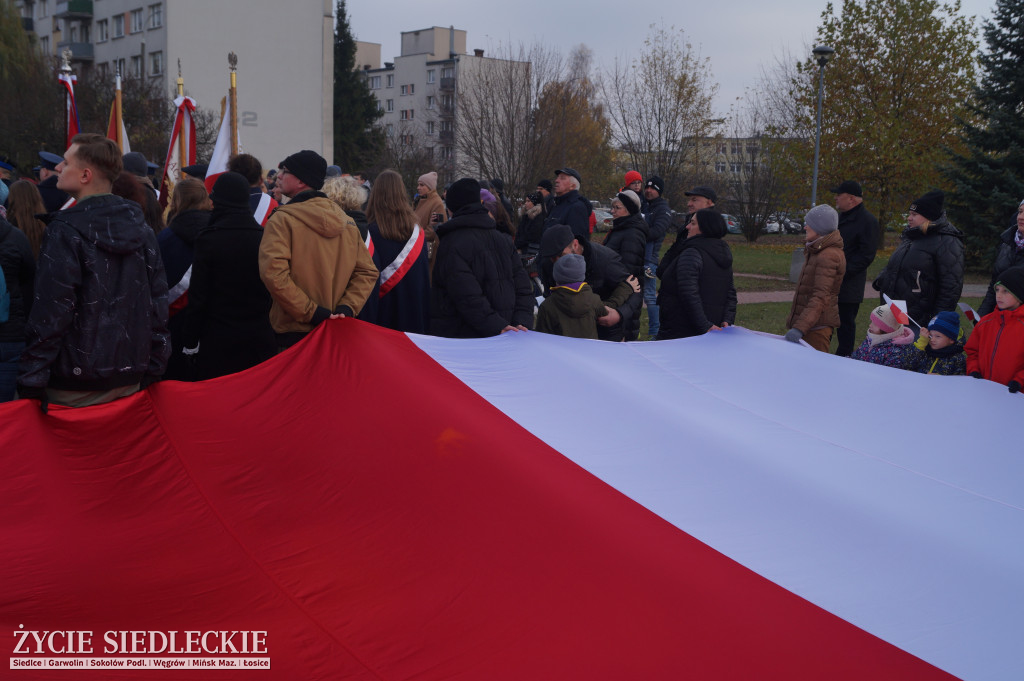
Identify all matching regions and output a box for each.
[413,190,445,231]
[259,194,378,334]
[786,229,846,333]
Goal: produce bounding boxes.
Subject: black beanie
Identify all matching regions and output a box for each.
[445,177,481,214]
[279,150,327,190]
[616,191,641,215]
[909,190,944,222]
[695,209,727,239]
[210,172,251,210]
[997,265,1024,304]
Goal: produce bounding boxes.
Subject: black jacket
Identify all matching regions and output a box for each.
[36,175,70,213]
[980,225,1024,316]
[430,204,535,338]
[657,235,737,339]
[544,189,592,238]
[873,215,964,324]
[837,202,879,303]
[179,206,275,380]
[603,213,649,279]
[541,240,640,342]
[19,194,170,391]
[515,204,546,253]
[0,218,35,342]
[644,196,673,244]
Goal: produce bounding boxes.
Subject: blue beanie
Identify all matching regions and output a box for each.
[927,311,960,342]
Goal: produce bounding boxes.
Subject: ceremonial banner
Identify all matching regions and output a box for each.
[57,72,80,149]
[105,74,131,153]
[159,95,197,205]
[1,322,1019,680]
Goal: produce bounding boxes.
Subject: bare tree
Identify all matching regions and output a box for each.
[603,25,719,206]
[720,94,786,242]
[454,42,564,199]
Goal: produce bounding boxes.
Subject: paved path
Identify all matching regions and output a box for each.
[737,281,987,305]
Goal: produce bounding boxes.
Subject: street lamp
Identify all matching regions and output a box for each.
[810,44,834,207]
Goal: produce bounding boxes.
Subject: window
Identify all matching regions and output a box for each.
[97,19,109,41]
[385,123,394,135]
[409,83,414,95]
[441,67,454,78]
[368,75,381,89]
[729,162,740,173]
[386,99,394,112]
[426,95,435,109]
[97,62,109,78]
[441,94,453,109]
[401,85,407,95]
[149,51,163,76]
[130,8,144,33]
[730,143,741,155]
[715,162,726,173]
[386,74,394,88]
[40,35,50,53]
[427,121,435,134]
[117,58,126,76]
[130,55,142,77]
[717,143,727,154]
[113,14,125,38]
[401,84,414,96]
[400,110,409,120]
[377,101,384,112]
[38,0,48,18]
[427,69,435,83]
[441,120,453,133]
[148,3,162,28]
[400,134,414,146]
[440,147,452,159]
[70,25,78,42]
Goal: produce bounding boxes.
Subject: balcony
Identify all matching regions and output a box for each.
[56,41,94,61]
[22,17,34,32]
[439,104,454,118]
[439,130,454,143]
[56,0,93,19]
[439,77,455,91]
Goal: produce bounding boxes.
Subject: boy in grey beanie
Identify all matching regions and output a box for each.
[535,254,608,339]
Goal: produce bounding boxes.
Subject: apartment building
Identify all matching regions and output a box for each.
[15,0,334,168]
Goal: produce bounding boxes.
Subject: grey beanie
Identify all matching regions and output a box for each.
[805,204,839,236]
[553,253,586,285]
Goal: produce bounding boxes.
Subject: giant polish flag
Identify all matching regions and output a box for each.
[1,322,1020,680]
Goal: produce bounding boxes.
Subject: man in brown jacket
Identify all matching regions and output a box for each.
[785,204,846,352]
[259,150,378,350]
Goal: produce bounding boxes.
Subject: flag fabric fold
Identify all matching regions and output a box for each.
[159,95,197,205]
[204,96,236,193]
[57,72,80,148]
[105,75,131,153]
[0,322,1018,680]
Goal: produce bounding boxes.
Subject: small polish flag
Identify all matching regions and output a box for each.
[958,302,982,324]
[882,294,915,327]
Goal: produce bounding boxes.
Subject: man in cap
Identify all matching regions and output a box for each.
[36,150,71,212]
[544,168,592,239]
[17,133,170,410]
[641,175,674,338]
[831,180,880,356]
[539,223,641,342]
[258,149,378,351]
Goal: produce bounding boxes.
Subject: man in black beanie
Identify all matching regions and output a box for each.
[430,178,535,338]
[258,149,378,350]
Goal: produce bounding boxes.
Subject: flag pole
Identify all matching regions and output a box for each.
[177,59,187,173]
[228,52,238,157]
[115,70,124,152]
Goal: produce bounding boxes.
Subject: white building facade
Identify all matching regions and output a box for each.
[16,0,334,169]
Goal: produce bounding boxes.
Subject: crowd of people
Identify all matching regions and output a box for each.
[1,139,1023,411]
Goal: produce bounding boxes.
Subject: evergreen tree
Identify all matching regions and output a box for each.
[944,0,1024,267]
[332,0,383,171]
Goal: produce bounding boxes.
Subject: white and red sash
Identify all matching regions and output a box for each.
[253,192,277,226]
[378,225,424,296]
[167,265,192,316]
[364,232,374,257]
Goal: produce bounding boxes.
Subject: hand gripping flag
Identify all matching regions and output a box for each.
[159,95,197,206]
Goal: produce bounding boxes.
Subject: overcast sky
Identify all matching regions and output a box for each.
[348,0,995,118]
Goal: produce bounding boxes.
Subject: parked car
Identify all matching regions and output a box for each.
[721,213,743,234]
[764,212,802,234]
[593,209,613,232]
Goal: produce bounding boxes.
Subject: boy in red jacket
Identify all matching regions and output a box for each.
[965,265,1024,392]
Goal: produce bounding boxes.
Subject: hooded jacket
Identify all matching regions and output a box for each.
[259,190,378,334]
[19,194,170,391]
[873,215,964,324]
[965,304,1024,386]
[787,229,846,334]
[535,283,608,339]
[657,234,736,340]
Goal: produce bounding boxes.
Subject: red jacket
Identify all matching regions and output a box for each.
[965,304,1024,386]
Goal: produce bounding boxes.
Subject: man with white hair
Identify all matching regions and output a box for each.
[543,167,592,239]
